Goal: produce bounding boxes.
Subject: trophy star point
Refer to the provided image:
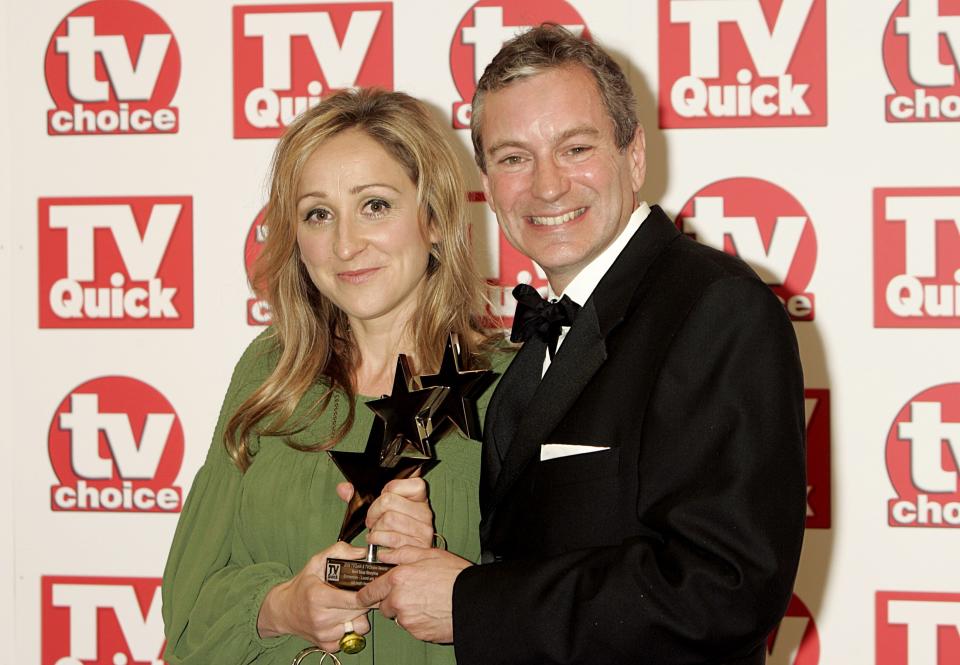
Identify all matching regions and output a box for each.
[420,334,497,440]
[366,355,449,450]
[328,449,434,543]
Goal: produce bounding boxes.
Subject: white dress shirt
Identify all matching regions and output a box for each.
[542,201,651,377]
[537,202,652,461]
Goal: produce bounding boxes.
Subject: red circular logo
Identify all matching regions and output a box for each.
[48,376,184,512]
[883,0,960,95]
[677,177,818,319]
[883,0,960,121]
[44,0,181,134]
[448,0,589,127]
[886,383,960,527]
[244,207,268,289]
[245,207,271,325]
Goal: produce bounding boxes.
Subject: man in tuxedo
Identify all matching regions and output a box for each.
[359,24,806,664]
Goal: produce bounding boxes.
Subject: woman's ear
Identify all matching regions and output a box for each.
[424,207,441,244]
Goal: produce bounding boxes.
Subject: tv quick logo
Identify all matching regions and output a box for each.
[887,383,960,527]
[245,207,270,326]
[874,188,960,327]
[766,594,820,665]
[804,389,830,529]
[884,0,960,122]
[877,592,960,664]
[677,178,818,321]
[42,576,164,665]
[45,0,180,135]
[233,3,393,138]
[468,191,548,328]
[39,197,193,328]
[49,377,184,513]
[449,1,587,129]
[659,0,827,128]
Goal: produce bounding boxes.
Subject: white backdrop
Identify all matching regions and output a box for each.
[1,0,15,655]
[3,1,959,664]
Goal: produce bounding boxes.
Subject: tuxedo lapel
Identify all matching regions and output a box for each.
[480,334,546,513]
[482,207,682,521]
[590,206,681,336]
[488,300,606,508]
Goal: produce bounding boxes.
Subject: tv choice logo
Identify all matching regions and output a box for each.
[449,0,588,129]
[677,177,818,321]
[42,576,164,665]
[874,188,960,327]
[659,0,827,128]
[804,389,830,530]
[877,591,960,665]
[245,207,270,326]
[884,0,960,122]
[49,376,184,513]
[887,383,960,527]
[44,0,180,135]
[766,594,820,665]
[233,3,393,138]
[38,197,193,328]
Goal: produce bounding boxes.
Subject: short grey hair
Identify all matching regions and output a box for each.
[470,23,639,172]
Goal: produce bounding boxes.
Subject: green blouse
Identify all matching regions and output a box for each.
[162,332,511,665]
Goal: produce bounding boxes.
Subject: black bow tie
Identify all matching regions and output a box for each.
[510,283,581,359]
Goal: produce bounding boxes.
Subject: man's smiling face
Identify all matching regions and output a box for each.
[479,64,645,293]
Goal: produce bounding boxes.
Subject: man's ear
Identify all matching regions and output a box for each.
[480,171,496,212]
[628,126,646,193]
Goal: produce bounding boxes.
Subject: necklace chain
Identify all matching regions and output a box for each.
[331,388,340,439]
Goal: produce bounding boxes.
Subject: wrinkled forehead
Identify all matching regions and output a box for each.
[485,66,609,135]
[482,63,605,123]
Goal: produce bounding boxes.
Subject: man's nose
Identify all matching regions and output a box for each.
[530,158,570,202]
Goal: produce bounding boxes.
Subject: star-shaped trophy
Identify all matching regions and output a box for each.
[328,355,447,546]
[324,338,496,654]
[420,334,497,441]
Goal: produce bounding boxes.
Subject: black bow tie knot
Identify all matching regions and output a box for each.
[510,283,581,359]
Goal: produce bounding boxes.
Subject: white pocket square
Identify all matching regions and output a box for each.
[540,444,611,461]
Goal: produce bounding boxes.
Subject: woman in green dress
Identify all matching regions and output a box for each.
[162,88,508,664]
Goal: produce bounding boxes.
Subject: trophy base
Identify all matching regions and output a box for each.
[325,557,395,590]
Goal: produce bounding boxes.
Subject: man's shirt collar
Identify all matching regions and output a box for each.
[547,201,651,305]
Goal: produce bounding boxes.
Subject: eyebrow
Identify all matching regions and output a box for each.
[297,183,402,204]
[486,125,601,156]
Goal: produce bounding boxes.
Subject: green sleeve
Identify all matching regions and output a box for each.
[162,337,293,664]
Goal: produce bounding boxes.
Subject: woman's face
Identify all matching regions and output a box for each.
[295,128,437,329]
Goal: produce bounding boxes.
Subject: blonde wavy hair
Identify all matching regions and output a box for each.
[226,88,495,471]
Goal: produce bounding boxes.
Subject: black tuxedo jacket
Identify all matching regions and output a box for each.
[452,207,806,665]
